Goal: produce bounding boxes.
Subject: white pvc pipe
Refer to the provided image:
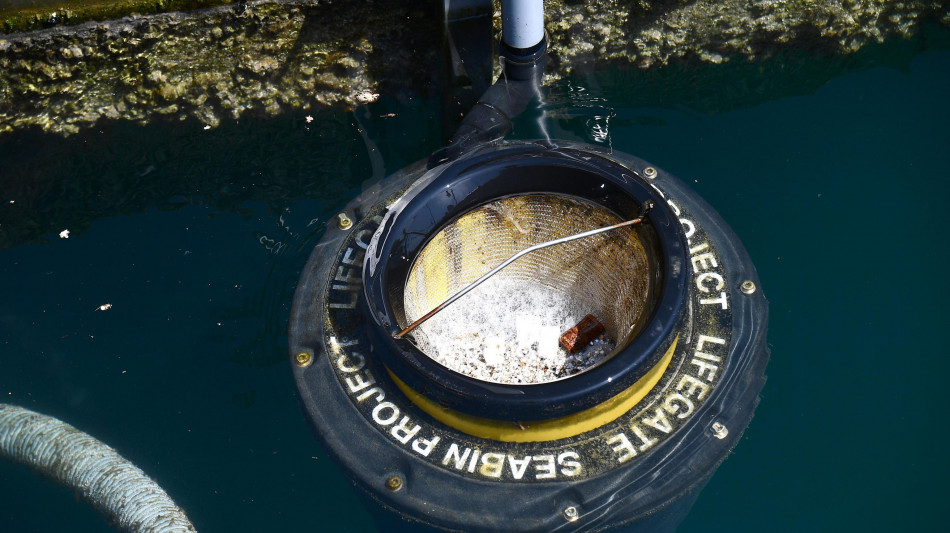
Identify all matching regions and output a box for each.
[0,404,197,533]
[501,0,544,49]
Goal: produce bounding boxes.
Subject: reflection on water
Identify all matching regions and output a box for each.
[542,80,617,147]
[0,95,444,250]
[0,80,445,531]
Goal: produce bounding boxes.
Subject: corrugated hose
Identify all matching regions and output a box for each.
[0,403,197,532]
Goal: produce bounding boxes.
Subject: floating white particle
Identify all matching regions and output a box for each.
[95,303,112,311]
[59,229,69,239]
[482,334,505,367]
[356,90,379,104]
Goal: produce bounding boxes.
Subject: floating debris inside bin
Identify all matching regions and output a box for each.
[401,194,651,385]
[407,277,617,384]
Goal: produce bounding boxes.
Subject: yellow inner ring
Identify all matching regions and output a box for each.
[390,335,677,443]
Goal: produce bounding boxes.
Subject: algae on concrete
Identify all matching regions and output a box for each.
[0,0,234,34]
[543,0,950,70]
[0,0,948,136]
[0,1,442,135]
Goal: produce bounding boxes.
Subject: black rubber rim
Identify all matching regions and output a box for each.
[361,145,689,420]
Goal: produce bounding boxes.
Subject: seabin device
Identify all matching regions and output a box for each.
[289,2,768,531]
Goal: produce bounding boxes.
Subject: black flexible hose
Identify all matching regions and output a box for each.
[429,39,547,168]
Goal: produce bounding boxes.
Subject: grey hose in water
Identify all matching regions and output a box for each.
[0,404,197,533]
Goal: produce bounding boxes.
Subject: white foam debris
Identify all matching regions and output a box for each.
[411,277,615,384]
[482,334,506,367]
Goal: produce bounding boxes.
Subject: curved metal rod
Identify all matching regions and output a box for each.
[394,200,655,339]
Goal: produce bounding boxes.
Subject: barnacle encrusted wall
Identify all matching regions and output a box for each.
[1,0,948,136]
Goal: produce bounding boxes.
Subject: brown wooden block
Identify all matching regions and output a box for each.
[559,314,605,354]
